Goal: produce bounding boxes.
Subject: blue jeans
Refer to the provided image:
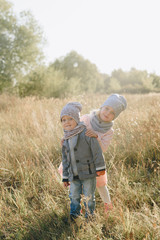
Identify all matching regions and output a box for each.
[69,177,96,218]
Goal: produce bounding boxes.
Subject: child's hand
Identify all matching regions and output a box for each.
[96,170,105,176]
[85,129,98,138]
[61,138,64,146]
[63,182,70,187]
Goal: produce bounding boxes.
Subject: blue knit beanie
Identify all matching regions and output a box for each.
[101,94,127,119]
[60,102,82,123]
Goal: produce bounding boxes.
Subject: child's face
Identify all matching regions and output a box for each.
[99,106,115,122]
[61,115,78,131]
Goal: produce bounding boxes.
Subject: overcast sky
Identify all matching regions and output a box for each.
[11,0,160,75]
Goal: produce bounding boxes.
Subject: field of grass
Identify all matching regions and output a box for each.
[0,93,160,240]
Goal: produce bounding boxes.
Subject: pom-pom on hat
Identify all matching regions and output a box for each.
[60,102,82,123]
[101,94,127,119]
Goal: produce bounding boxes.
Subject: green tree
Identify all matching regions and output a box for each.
[108,77,121,92]
[0,0,45,92]
[111,69,128,86]
[111,68,155,93]
[17,67,45,97]
[17,66,69,98]
[51,51,104,93]
[151,73,160,88]
[42,67,68,98]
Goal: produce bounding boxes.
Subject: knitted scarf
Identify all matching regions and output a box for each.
[63,122,86,140]
[90,111,113,133]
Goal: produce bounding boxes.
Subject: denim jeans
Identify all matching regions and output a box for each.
[69,177,96,218]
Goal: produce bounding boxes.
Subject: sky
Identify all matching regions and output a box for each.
[11,0,160,75]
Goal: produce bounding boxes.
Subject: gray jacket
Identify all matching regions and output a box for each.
[62,128,106,182]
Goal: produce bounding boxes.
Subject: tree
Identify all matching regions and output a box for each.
[17,66,69,98]
[110,68,155,93]
[151,73,160,88]
[108,77,121,92]
[111,69,128,86]
[0,0,45,92]
[51,51,104,93]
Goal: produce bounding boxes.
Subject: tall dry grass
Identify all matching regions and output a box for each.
[0,93,160,240]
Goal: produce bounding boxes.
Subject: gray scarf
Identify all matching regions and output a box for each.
[63,122,86,139]
[90,111,113,133]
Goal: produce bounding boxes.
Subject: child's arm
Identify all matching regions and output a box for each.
[96,170,105,176]
[86,136,106,173]
[62,145,69,186]
[85,129,113,152]
[58,163,70,186]
[63,182,70,187]
[85,129,98,138]
[96,129,113,152]
[81,114,113,153]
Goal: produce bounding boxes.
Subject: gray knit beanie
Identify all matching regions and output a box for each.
[60,102,82,123]
[101,94,127,119]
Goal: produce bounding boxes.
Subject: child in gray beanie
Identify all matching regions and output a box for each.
[80,93,127,213]
[100,94,127,119]
[60,102,82,125]
[60,102,85,139]
[60,102,106,220]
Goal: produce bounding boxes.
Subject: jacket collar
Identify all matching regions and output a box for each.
[64,134,79,149]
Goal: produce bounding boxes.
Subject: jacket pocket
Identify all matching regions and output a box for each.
[88,162,96,174]
[78,161,96,175]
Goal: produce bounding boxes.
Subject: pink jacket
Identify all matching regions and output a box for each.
[58,114,114,187]
[80,114,113,153]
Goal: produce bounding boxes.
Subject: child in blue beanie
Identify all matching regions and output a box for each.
[81,94,127,213]
[60,102,106,220]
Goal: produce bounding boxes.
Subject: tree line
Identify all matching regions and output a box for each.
[1,0,160,98]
